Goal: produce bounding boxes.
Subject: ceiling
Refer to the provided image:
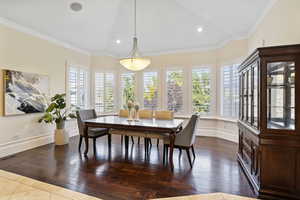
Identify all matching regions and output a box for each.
[0,0,273,57]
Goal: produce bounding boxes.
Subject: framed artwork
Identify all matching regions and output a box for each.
[3,69,49,116]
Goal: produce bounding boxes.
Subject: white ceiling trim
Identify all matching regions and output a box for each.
[247,0,278,38]
[0,17,90,56]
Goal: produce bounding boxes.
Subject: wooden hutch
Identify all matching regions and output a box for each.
[238,44,300,199]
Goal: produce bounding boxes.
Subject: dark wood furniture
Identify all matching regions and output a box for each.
[238,44,300,200]
[83,116,184,169]
[76,110,111,154]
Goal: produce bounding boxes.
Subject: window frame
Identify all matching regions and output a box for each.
[94,70,116,114]
[66,65,90,110]
[191,66,213,116]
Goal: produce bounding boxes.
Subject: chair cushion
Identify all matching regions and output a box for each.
[146,132,169,139]
[88,128,108,137]
[110,129,147,137]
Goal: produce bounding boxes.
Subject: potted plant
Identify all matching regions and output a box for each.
[38,93,76,145]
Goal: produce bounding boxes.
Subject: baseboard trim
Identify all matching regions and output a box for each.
[0,134,53,158]
[197,127,238,143]
[0,129,79,159]
[0,126,236,158]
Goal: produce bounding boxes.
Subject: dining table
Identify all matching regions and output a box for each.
[83,115,185,169]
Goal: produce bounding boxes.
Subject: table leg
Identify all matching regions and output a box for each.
[169,132,175,170]
[84,125,89,155]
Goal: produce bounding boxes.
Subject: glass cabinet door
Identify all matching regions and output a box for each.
[267,61,295,130]
[253,64,259,128]
[243,73,247,121]
[247,70,252,124]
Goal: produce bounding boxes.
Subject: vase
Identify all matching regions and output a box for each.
[134,110,139,121]
[128,109,134,121]
[54,121,69,145]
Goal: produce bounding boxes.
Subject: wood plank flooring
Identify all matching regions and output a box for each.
[0,136,256,200]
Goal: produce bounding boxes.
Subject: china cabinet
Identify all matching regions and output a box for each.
[238,44,300,200]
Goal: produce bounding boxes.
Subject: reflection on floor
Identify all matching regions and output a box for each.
[0,169,100,200]
[155,193,256,200]
[0,136,256,200]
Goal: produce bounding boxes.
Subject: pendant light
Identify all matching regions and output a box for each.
[119,0,151,71]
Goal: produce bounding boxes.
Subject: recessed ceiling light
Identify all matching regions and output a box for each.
[70,2,83,12]
[197,27,203,33]
[116,40,121,44]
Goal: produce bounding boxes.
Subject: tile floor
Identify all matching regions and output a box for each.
[0,169,101,200]
[0,169,256,200]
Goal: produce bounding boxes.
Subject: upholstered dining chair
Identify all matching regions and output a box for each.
[146,110,174,147]
[137,109,153,144]
[76,109,111,154]
[163,114,199,168]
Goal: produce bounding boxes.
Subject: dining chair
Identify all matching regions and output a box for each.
[146,110,174,147]
[163,114,199,168]
[76,109,111,154]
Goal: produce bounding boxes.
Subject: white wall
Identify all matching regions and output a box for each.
[0,22,90,158]
[1,0,300,158]
[91,39,249,143]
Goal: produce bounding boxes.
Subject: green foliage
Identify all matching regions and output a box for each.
[144,76,158,109]
[192,72,210,113]
[38,93,76,125]
[123,77,136,109]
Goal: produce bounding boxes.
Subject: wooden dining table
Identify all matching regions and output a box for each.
[83,115,184,169]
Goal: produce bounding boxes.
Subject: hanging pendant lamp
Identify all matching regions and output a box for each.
[120,0,151,71]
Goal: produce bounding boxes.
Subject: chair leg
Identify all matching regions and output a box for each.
[138,137,140,144]
[179,147,182,157]
[191,145,196,159]
[125,136,129,150]
[78,135,83,151]
[149,139,152,146]
[108,134,111,148]
[186,148,193,168]
[157,139,159,146]
[93,138,96,155]
[144,138,148,156]
[163,144,166,163]
[131,136,134,144]
[121,135,123,144]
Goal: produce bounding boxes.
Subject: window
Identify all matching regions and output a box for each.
[166,70,184,113]
[192,68,211,114]
[95,72,115,114]
[67,67,89,111]
[121,72,136,108]
[221,64,239,118]
[143,72,159,110]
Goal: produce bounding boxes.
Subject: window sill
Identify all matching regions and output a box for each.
[175,115,237,123]
[96,113,238,123]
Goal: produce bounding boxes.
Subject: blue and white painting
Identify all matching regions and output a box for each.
[3,70,49,116]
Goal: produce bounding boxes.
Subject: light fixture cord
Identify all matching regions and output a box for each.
[134,0,137,37]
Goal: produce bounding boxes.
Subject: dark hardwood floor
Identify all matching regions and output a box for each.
[0,136,256,200]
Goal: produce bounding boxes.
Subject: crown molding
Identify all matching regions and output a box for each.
[246,0,278,38]
[0,17,90,56]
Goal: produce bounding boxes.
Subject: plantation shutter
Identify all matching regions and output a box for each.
[221,64,239,118]
[69,67,78,110]
[192,68,211,114]
[166,70,184,113]
[95,72,114,113]
[143,72,158,110]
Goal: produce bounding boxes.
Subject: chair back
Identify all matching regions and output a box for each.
[139,110,153,119]
[76,109,97,136]
[119,109,129,117]
[175,114,199,147]
[155,110,174,120]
